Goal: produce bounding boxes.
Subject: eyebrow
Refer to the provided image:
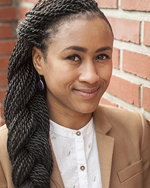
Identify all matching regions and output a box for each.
[96,46,112,53]
[62,46,112,53]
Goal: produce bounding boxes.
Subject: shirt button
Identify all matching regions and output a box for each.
[80,165,85,171]
[76,131,81,136]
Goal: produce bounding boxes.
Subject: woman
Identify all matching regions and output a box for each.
[0,0,150,187]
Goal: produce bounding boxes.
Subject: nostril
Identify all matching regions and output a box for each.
[79,72,99,84]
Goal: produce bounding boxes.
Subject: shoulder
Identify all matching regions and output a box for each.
[96,104,147,125]
[0,124,7,132]
[0,125,14,188]
[94,105,150,156]
[0,124,8,149]
[0,124,8,135]
[94,104,149,138]
[0,125,11,170]
[0,124,8,151]
[0,124,9,162]
[96,104,143,121]
[94,106,150,185]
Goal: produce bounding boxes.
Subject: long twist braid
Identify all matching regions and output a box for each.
[4,0,111,187]
[4,37,52,187]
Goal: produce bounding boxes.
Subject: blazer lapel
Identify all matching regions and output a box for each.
[93,106,114,188]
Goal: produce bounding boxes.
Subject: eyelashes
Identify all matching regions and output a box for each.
[66,53,110,63]
[66,54,81,62]
[95,54,110,61]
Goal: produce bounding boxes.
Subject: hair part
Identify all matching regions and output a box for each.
[41,10,113,59]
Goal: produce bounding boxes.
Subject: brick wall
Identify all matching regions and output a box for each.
[97,0,150,121]
[0,0,17,126]
[0,0,34,126]
[0,0,150,126]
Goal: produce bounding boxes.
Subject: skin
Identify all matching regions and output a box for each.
[32,17,113,130]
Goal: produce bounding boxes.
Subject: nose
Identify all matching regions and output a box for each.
[78,61,99,84]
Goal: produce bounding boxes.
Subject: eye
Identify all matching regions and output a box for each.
[66,54,81,62]
[96,54,110,61]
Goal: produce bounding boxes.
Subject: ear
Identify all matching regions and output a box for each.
[32,47,45,75]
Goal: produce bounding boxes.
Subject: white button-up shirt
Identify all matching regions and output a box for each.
[50,118,102,188]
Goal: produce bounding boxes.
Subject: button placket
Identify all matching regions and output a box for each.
[80,165,85,171]
[76,131,81,136]
[75,131,88,187]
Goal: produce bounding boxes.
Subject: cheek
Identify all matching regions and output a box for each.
[43,62,62,81]
[98,63,112,82]
[43,64,77,89]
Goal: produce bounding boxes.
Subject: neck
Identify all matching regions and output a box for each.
[47,104,92,130]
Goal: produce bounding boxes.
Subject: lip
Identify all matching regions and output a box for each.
[73,87,100,99]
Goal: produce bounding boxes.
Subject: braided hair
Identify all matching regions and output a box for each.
[4,0,113,187]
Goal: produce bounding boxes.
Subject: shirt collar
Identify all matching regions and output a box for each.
[50,118,94,138]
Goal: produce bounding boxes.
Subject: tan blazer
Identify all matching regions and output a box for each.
[0,105,150,188]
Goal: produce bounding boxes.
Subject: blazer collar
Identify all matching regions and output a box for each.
[50,105,114,188]
[93,106,114,188]
[93,105,112,134]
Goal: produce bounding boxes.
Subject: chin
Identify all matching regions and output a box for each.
[77,103,99,114]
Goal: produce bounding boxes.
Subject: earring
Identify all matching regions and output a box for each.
[38,76,44,90]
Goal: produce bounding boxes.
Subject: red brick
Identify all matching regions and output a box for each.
[19,7,32,19]
[121,0,150,11]
[0,89,6,103]
[143,21,150,47]
[108,17,140,44]
[19,0,38,2]
[0,73,7,87]
[112,48,120,69]
[119,106,125,109]
[0,121,5,127]
[122,50,150,80]
[0,40,16,56]
[107,76,140,106]
[0,57,9,71]
[100,97,118,107]
[0,105,4,118]
[0,0,11,5]
[0,7,17,21]
[96,0,118,8]
[0,25,13,39]
[142,87,150,111]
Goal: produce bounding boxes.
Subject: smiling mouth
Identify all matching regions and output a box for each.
[73,87,100,99]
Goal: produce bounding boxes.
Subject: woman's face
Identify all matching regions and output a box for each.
[35,17,113,116]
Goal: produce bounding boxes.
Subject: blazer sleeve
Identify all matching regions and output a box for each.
[138,112,150,188]
[0,125,15,188]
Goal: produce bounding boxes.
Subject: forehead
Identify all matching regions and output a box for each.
[48,17,113,51]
